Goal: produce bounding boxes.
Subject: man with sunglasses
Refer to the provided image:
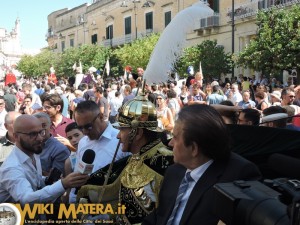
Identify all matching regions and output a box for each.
[0,115,89,204]
[71,101,129,202]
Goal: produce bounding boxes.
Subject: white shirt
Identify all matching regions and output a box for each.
[70,123,130,203]
[173,160,213,225]
[76,123,129,172]
[0,110,7,137]
[0,146,65,204]
[231,91,243,105]
[109,97,123,116]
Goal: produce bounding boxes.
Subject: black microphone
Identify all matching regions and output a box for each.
[268,153,300,180]
[76,149,95,174]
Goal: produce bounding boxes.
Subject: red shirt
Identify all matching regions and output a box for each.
[5,73,16,86]
[50,116,74,138]
[48,73,57,84]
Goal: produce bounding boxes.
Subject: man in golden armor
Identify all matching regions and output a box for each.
[77,92,174,224]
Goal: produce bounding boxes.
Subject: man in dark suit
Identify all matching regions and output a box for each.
[143,104,261,225]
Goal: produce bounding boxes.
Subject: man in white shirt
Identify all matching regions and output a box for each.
[109,91,123,123]
[74,101,128,172]
[72,101,129,202]
[0,115,89,204]
[230,83,243,106]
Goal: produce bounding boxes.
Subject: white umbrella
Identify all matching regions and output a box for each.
[88,66,97,73]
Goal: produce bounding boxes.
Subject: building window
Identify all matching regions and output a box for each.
[70,39,74,47]
[145,12,153,30]
[125,17,132,35]
[91,34,98,44]
[165,11,171,27]
[106,25,113,39]
[208,0,219,13]
[61,41,65,51]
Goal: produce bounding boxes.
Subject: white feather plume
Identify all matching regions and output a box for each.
[143,1,213,84]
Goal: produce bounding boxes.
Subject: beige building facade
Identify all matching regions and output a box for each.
[46,0,300,77]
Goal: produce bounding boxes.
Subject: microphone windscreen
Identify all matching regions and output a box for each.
[82,149,96,164]
[268,154,300,179]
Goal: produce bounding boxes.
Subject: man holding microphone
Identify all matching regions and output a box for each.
[0,114,89,204]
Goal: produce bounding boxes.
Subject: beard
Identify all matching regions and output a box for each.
[20,137,44,155]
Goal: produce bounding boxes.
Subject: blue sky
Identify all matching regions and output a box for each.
[0,0,88,50]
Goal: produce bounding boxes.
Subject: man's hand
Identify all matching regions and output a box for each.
[61,172,89,189]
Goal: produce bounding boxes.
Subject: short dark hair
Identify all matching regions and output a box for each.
[75,100,99,114]
[177,104,231,161]
[65,122,81,133]
[42,94,64,113]
[254,91,265,100]
[212,85,220,93]
[241,108,261,126]
[167,89,177,99]
[95,86,104,94]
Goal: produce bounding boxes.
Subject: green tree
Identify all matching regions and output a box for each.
[237,5,300,78]
[58,44,111,77]
[17,44,111,78]
[176,40,232,79]
[113,33,160,72]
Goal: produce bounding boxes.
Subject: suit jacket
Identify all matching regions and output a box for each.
[142,152,261,225]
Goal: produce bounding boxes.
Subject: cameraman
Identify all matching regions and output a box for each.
[0,115,89,204]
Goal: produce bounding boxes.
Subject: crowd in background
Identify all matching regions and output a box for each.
[0,68,299,144]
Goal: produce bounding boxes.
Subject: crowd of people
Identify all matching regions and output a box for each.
[0,66,298,224]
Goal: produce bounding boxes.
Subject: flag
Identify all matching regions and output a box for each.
[72,62,77,71]
[78,61,83,74]
[105,59,110,76]
[123,68,127,80]
[199,61,202,74]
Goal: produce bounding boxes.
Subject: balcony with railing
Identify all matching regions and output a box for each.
[227,0,299,21]
[198,13,220,29]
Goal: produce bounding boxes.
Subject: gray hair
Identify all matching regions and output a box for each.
[4,111,21,125]
[33,112,51,126]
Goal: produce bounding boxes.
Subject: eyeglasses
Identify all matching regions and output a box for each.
[43,105,56,110]
[17,129,46,139]
[289,95,295,98]
[77,113,100,131]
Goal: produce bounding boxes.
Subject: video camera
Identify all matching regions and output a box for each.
[213,178,300,225]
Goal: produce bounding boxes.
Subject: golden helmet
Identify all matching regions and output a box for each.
[113,94,161,132]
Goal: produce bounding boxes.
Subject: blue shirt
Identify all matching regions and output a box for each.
[40,136,70,173]
[238,100,256,109]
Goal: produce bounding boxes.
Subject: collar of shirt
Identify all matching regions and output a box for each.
[52,116,69,127]
[13,145,39,166]
[187,159,214,183]
[98,122,115,140]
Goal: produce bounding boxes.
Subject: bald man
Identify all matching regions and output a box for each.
[0,111,21,166]
[0,115,89,204]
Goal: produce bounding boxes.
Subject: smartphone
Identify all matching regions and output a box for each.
[45,167,62,185]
